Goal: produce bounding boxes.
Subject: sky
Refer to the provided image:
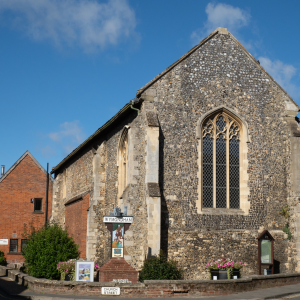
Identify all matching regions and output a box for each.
[0,0,299,175]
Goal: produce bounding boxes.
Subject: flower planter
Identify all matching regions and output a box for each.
[232,270,240,279]
[65,274,71,281]
[211,270,227,280]
[94,271,99,282]
[206,258,244,280]
[210,269,240,280]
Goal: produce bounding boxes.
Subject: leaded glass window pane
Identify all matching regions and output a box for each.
[217,115,226,131]
[229,136,240,208]
[202,112,240,210]
[216,135,226,208]
[203,135,213,208]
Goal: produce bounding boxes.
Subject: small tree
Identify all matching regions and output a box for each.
[139,252,183,282]
[0,250,7,266]
[22,222,80,279]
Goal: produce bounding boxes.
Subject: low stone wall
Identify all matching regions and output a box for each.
[1,266,300,297]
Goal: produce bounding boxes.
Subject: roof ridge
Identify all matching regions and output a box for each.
[136,27,299,109]
[226,31,298,108]
[136,28,220,97]
[0,150,53,183]
[51,100,140,174]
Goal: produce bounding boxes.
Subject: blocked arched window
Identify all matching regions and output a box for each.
[118,127,128,199]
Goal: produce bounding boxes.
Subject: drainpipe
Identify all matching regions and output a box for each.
[130,98,140,115]
[45,163,49,226]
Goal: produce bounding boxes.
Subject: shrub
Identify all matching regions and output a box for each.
[139,252,183,282]
[22,222,80,279]
[0,250,7,266]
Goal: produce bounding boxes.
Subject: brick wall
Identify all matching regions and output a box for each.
[65,193,89,258]
[99,258,139,283]
[2,266,300,298]
[0,153,52,265]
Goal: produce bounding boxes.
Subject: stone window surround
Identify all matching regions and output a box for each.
[117,126,129,200]
[196,106,250,215]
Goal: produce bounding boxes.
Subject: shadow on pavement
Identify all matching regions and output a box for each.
[0,275,28,296]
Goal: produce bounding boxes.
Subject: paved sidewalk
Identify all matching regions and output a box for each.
[1,274,300,300]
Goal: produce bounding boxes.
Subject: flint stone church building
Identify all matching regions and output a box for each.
[51,28,300,279]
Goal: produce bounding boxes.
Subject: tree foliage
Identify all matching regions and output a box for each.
[22,223,80,279]
[0,250,7,266]
[139,252,183,282]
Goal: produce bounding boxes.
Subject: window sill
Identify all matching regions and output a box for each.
[200,208,246,215]
[7,252,22,255]
[33,211,44,214]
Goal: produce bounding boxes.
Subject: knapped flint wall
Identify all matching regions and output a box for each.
[140,32,297,279]
[52,30,299,279]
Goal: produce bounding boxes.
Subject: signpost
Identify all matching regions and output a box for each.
[99,206,138,285]
[103,206,133,259]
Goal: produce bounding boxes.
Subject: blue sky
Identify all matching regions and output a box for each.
[0,0,299,174]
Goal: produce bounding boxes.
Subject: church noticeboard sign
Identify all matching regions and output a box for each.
[104,206,132,258]
[257,230,274,275]
[261,240,272,263]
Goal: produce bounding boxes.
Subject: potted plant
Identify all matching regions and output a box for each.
[94,264,100,281]
[57,259,76,281]
[205,258,245,280]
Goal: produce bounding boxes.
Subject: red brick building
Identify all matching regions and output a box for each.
[0,151,53,267]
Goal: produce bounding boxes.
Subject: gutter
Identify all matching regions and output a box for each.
[51,98,142,175]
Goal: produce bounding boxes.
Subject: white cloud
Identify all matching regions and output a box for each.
[259,57,299,100]
[48,121,85,155]
[0,0,136,52]
[191,2,250,45]
[41,145,56,158]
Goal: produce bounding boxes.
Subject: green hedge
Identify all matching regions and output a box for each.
[22,223,80,279]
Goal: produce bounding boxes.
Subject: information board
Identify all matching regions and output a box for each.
[261,240,271,263]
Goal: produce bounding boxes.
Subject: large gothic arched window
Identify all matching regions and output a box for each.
[202,112,240,209]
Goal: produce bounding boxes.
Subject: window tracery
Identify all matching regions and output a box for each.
[202,112,240,209]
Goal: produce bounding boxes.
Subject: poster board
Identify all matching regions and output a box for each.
[257,230,274,275]
[75,261,94,282]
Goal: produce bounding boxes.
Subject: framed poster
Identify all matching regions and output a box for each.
[75,261,94,282]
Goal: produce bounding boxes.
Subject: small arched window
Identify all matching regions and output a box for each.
[118,127,128,199]
[202,112,240,209]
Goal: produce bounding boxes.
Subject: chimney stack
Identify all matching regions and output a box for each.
[1,165,5,178]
